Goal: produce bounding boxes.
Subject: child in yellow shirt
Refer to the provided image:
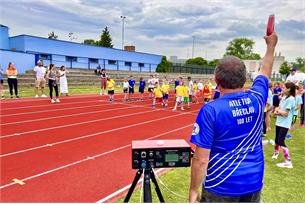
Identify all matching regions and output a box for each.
[161,80,170,108]
[192,81,199,104]
[183,83,190,109]
[152,82,163,108]
[107,77,115,102]
[173,81,184,111]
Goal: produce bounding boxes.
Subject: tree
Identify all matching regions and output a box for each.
[97,27,113,48]
[208,59,219,68]
[292,57,305,73]
[279,61,290,75]
[156,56,172,73]
[224,38,261,60]
[83,39,97,46]
[186,57,208,66]
[48,31,58,40]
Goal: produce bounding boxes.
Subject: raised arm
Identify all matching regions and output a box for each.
[259,33,278,78]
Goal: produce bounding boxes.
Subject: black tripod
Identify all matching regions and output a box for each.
[124,168,165,203]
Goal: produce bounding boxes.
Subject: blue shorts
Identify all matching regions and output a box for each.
[129,87,134,94]
[163,94,169,99]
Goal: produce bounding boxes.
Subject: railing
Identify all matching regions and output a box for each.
[168,63,215,74]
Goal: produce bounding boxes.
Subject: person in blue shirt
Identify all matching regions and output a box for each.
[189,32,278,203]
[128,75,135,100]
[272,82,296,168]
[138,77,146,101]
[272,82,282,112]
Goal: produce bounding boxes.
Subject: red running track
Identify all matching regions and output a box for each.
[0,93,201,202]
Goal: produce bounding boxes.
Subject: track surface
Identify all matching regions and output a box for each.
[0,92,201,202]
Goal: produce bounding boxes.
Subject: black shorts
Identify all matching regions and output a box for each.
[139,87,144,94]
[0,79,3,84]
[108,90,114,95]
[148,87,154,93]
[123,88,128,93]
[275,126,289,147]
[129,87,134,94]
[292,115,297,124]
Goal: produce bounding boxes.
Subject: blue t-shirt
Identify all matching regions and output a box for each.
[273,87,282,101]
[128,79,135,88]
[175,80,180,88]
[139,80,146,89]
[276,96,295,129]
[293,95,302,116]
[190,75,268,196]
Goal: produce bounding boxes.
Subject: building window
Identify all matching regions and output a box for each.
[125,62,132,66]
[66,56,77,62]
[39,54,51,60]
[108,60,117,65]
[139,63,144,67]
[89,58,99,63]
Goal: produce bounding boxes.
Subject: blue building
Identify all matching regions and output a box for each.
[0,25,162,73]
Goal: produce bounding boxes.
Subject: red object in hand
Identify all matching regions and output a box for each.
[266,14,275,36]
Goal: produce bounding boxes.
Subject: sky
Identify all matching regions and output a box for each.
[0,0,304,62]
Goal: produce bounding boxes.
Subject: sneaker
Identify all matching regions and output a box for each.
[272,153,279,160]
[41,94,47,98]
[56,98,60,103]
[286,134,292,139]
[51,99,56,103]
[269,139,275,146]
[181,107,185,110]
[262,134,267,137]
[10,96,13,99]
[16,96,19,99]
[35,95,39,98]
[276,161,293,169]
[172,108,176,111]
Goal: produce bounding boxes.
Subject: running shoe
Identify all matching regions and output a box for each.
[272,153,279,160]
[41,94,47,98]
[56,98,60,103]
[276,161,293,169]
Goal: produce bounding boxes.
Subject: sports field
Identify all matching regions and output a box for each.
[1,91,304,202]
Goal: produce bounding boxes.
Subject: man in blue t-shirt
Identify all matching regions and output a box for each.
[189,33,278,203]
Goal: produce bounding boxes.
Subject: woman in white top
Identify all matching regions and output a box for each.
[59,65,69,96]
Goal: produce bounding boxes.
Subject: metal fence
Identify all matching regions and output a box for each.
[168,63,215,74]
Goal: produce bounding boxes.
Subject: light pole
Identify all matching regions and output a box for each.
[120,16,126,50]
[192,36,195,58]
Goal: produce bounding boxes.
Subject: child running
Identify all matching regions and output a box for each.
[122,78,129,102]
[148,75,155,99]
[46,64,60,103]
[173,81,184,111]
[192,81,199,103]
[161,79,170,108]
[139,77,146,101]
[107,77,115,102]
[152,82,163,108]
[272,82,296,169]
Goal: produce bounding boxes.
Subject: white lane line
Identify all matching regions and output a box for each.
[0,124,193,190]
[96,168,165,203]
[1,106,135,126]
[0,112,194,157]
[0,109,158,139]
[1,99,103,111]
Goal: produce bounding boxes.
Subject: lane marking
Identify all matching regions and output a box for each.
[0,112,196,157]
[12,178,25,185]
[0,124,193,190]
[1,109,158,138]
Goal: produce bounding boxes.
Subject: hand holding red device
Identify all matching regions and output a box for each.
[266,14,275,36]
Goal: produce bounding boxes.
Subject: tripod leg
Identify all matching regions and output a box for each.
[143,169,152,203]
[124,169,143,203]
[150,169,165,203]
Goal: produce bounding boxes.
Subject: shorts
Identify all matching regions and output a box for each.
[0,79,3,84]
[148,87,154,93]
[35,78,46,88]
[101,78,107,89]
[129,87,134,94]
[176,96,183,102]
[292,115,297,124]
[108,90,114,95]
[139,87,144,94]
[123,88,128,93]
[163,94,169,99]
[273,98,280,107]
[184,97,189,103]
[155,97,163,102]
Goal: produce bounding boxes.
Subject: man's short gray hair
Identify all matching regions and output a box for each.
[215,56,247,89]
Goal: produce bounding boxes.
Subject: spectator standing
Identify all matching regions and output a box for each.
[6,62,19,98]
[33,60,47,97]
